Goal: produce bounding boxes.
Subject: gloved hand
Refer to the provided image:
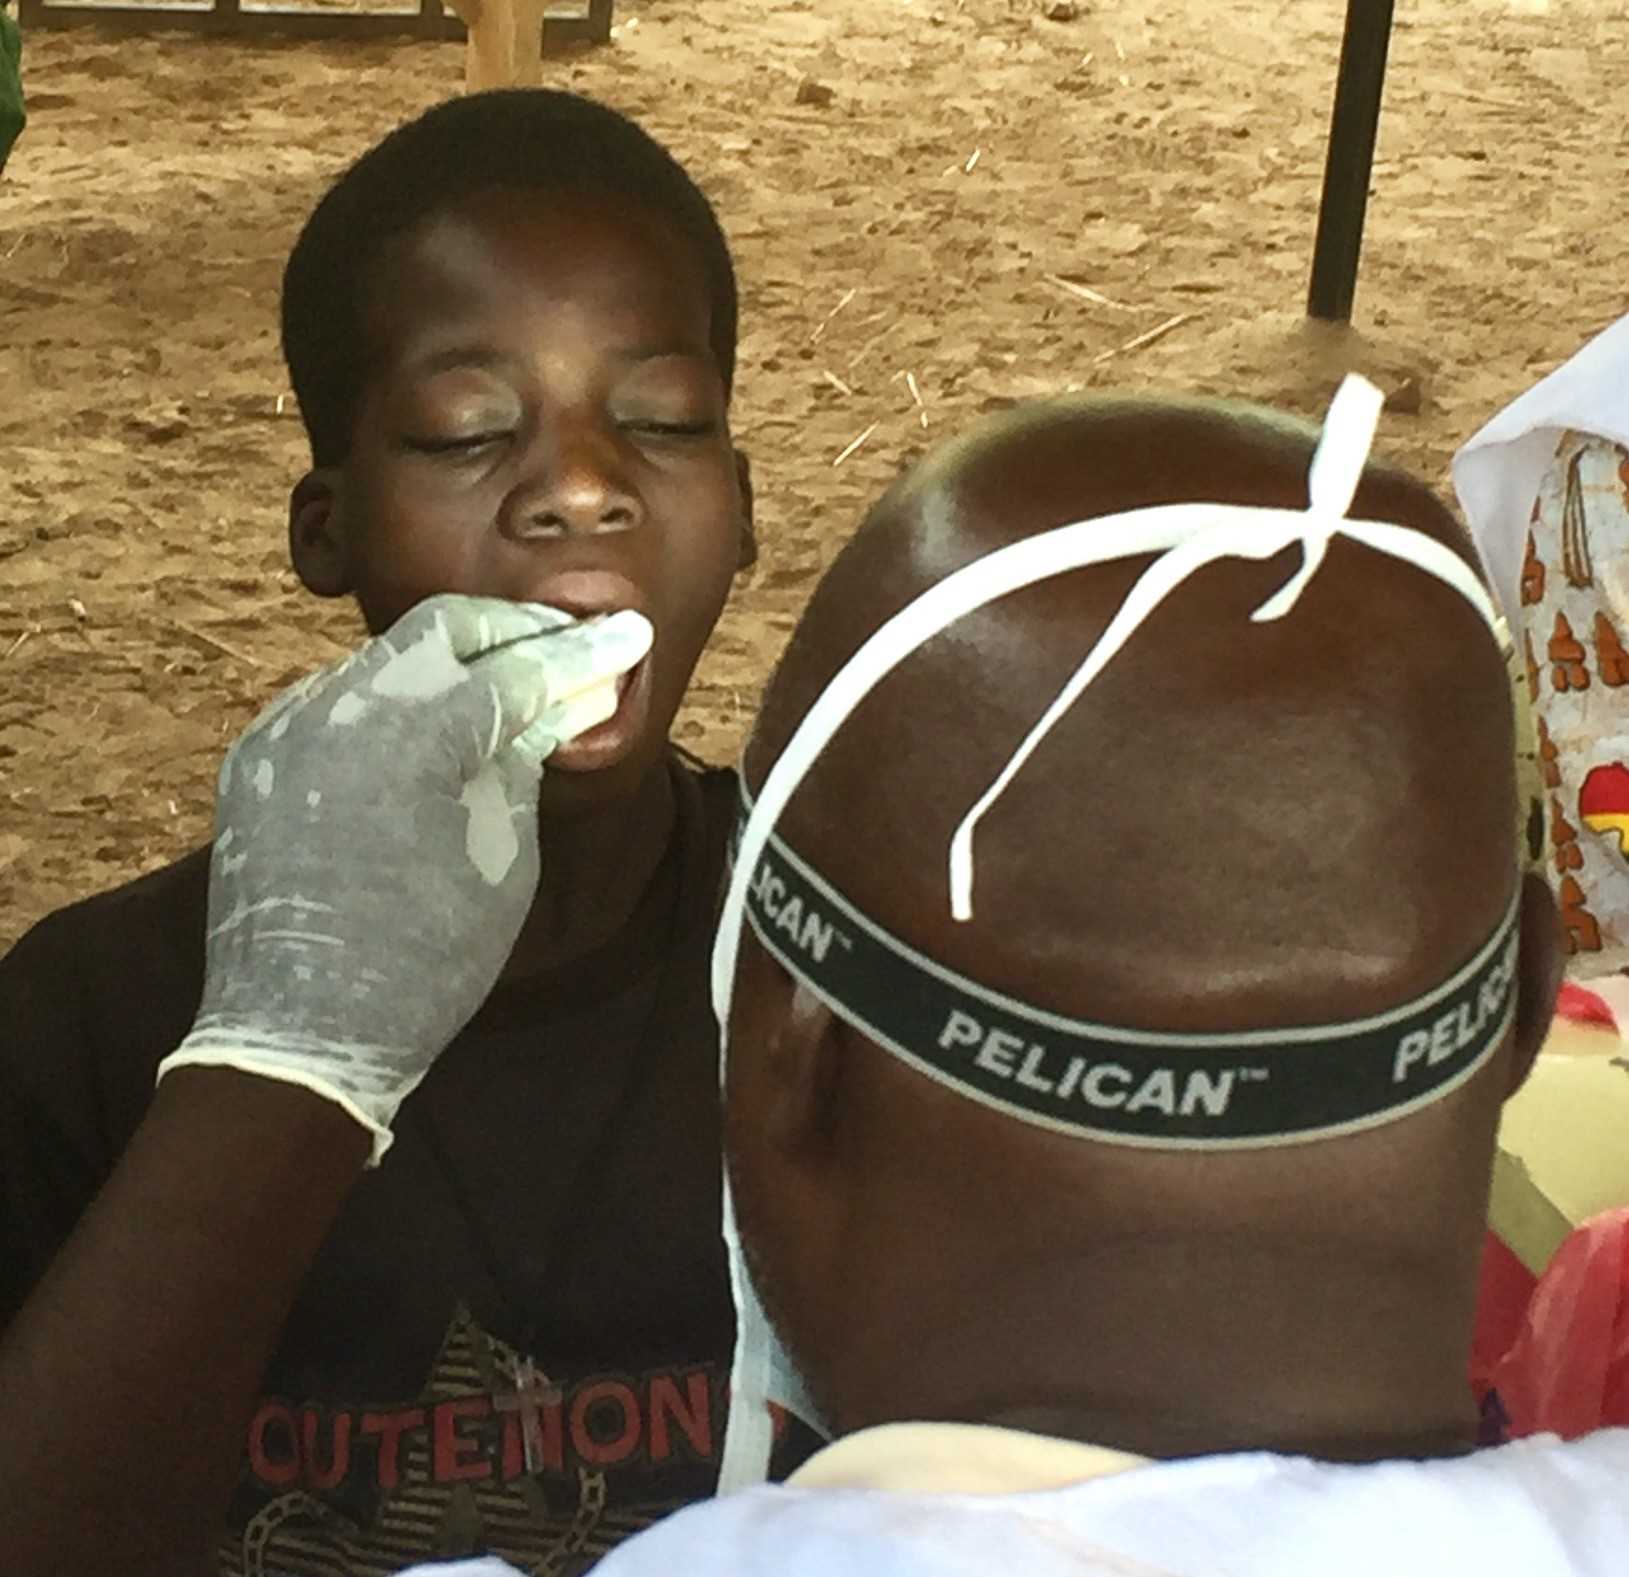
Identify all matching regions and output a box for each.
[156,593,653,1161]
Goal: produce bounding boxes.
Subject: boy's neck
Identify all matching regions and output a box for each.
[500,761,678,981]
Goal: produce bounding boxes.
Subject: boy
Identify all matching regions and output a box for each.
[0,91,809,1576]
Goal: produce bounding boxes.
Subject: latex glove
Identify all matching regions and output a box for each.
[157,593,653,1162]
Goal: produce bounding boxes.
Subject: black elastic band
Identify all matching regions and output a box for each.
[740,829,1520,1149]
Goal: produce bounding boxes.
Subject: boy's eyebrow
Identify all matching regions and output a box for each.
[400,345,717,378]
[606,346,716,368]
[404,345,517,379]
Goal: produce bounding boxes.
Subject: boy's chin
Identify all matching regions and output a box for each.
[535,735,674,818]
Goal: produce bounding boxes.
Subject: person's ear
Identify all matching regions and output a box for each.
[733,448,758,572]
[288,470,352,598]
[767,978,844,1158]
[727,938,842,1163]
[1509,871,1564,1099]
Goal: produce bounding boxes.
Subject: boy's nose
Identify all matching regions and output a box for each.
[503,431,643,539]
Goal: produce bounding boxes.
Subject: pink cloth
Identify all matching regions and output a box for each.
[1489,1208,1629,1439]
[1555,981,1620,1030]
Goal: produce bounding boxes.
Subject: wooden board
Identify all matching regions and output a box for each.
[16,0,609,55]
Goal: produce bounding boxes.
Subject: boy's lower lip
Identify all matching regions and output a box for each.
[548,654,653,773]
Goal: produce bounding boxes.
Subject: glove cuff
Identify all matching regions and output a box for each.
[157,1041,397,1167]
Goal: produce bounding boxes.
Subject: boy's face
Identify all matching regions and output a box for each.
[292,187,749,806]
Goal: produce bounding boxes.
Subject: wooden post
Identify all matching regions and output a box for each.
[1306,0,1397,323]
[444,0,539,89]
[445,0,611,89]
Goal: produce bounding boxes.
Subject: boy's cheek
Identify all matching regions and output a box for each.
[349,544,491,636]
[656,539,735,656]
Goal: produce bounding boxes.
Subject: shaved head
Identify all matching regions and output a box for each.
[725,394,1560,1462]
[751,395,1511,1031]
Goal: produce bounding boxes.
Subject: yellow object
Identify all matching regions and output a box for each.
[788,1421,1145,1496]
[1491,1021,1629,1275]
[1581,812,1629,859]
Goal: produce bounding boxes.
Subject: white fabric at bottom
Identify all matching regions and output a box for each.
[390,1563,523,1577]
[571,1427,1629,1577]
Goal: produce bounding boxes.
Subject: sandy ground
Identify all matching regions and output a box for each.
[2,0,1626,946]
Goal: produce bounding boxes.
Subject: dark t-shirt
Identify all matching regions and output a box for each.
[0,758,812,1575]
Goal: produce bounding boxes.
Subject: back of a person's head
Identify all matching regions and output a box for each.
[724,391,1560,1461]
[281,90,738,469]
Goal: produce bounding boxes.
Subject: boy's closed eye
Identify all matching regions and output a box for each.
[616,413,717,439]
[612,359,724,443]
[401,413,716,455]
[403,430,512,455]
[390,353,724,458]
[396,371,521,457]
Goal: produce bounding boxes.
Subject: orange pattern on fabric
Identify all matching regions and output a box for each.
[1521,531,1546,607]
[1538,717,1561,790]
[1550,612,1590,692]
[1558,875,1603,955]
[1595,614,1629,687]
[1552,796,1585,873]
[1561,450,1595,589]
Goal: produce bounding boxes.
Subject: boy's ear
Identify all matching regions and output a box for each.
[1508,871,1564,1099]
[734,448,758,572]
[288,470,352,598]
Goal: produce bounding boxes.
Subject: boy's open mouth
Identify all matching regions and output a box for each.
[521,569,655,773]
[548,647,653,773]
[519,570,656,774]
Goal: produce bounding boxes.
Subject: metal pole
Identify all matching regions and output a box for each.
[1306,0,1397,323]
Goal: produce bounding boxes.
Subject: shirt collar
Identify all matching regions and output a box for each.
[788,1421,1148,1496]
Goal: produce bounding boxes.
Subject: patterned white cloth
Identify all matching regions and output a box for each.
[1453,313,1629,626]
[1454,314,1629,972]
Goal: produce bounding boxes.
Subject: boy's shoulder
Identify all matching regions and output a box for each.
[0,845,213,1153]
[689,754,742,842]
[3,842,213,995]
[4,754,738,980]
[0,753,739,1135]
[0,851,214,1308]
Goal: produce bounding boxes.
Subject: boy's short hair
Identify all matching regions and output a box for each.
[281,89,739,468]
